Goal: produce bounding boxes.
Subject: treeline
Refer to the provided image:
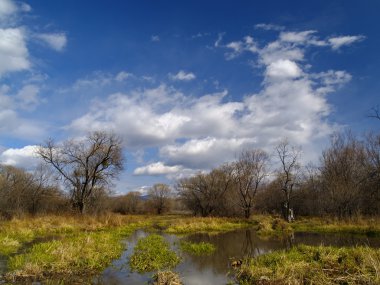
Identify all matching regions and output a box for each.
[1,131,379,220]
[0,164,178,218]
[177,132,380,219]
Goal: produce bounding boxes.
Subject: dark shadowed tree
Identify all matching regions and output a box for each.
[177,164,234,217]
[37,131,123,214]
[233,149,269,218]
[320,132,367,218]
[149,183,171,214]
[275,139,302,222]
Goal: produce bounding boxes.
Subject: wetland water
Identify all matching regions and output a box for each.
[94,228,380,285]
[1,228,379,284]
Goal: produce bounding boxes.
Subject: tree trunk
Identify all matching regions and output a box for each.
[244,208,250,219]
[76,201,85,214]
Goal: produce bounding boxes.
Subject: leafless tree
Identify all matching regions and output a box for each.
[177,164,234,217]
[275,139,302,222]
[369,106,380,120]
[149,183,171,215]
[233,149,269,218]
[37,131,124,214]
[320,132,367,218]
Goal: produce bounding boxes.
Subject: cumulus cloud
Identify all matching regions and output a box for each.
[35,32,67,51]
[328,35,365,50]
[134,162,183,176]
[16,84,41,110]
[0,145,40,170]
[0,0,17,20]
[67,28,359,176]
[0,28,30,76]
[265,59,302,80]
[169,70,196,81]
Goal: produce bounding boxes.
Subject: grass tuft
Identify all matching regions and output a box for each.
[180,241,216,256]
[236,245,380,285]
[152,271,183,285]
[165,217,252,235]
[129,234,180,273]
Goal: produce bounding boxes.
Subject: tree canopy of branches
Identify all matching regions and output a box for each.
[37,131,123,214]
[275,139,301,222]
[233,149,269,218]
[0,164,63,218]
[148,183,172,215]
[177,164,234,217]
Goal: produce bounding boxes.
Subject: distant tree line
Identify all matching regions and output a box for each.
[177,132,380,220]
[1,130,379,220]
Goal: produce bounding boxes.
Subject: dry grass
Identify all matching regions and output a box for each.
[165,216,252,234]
[152,271,183,285]
[237,245,380,285]
[292,216,380,236]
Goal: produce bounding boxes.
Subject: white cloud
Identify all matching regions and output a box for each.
[169,70,196,81]
[225,36,258,59]
[151,35,160,42]
[328,35,365,50]
[214,32,224,47]
[68,28,358,176]
[255,23,284,31]
[0,28,29,76]
[20,3,31,12]
[0,145,40,170]
[161,137,256,169]
[134,162,182,176]
[279,30,318,44]
[115,71,133,82]
[265,59,302,79]
[16,84,41,110]
[35,32,67,51]
[0,0,17,20]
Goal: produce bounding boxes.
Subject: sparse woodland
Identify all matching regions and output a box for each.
[1,130,380,221]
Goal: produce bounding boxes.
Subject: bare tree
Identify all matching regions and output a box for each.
[149,183,171,215]
[177,164,234,217]
[233,149,269,218]
[275,139,302,222]
[369,106,380,120]
[320,132,368,218]
[37,131,124,214]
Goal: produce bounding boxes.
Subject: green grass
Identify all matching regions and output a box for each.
[165,217,253,235]
[236,245,380,285]
[129,234,180,273]
[180,241,216,256]
[1,215,151,282]
[252,216,293,237]
[292,217,380,236]
[7,231,123,278]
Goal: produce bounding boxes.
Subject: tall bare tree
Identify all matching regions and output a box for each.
[37,131,123,214]
[275,139,301,222]
[233,149,269,218]
[177,164,234,217]
[149,183,171,214]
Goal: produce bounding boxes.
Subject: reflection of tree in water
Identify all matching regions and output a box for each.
[181,229,284,274]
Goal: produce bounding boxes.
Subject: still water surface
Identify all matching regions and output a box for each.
[94,228,380,285]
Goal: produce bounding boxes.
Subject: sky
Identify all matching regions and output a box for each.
[0,0,379,194]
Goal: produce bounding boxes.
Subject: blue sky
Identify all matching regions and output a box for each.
[0,0,379,193]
